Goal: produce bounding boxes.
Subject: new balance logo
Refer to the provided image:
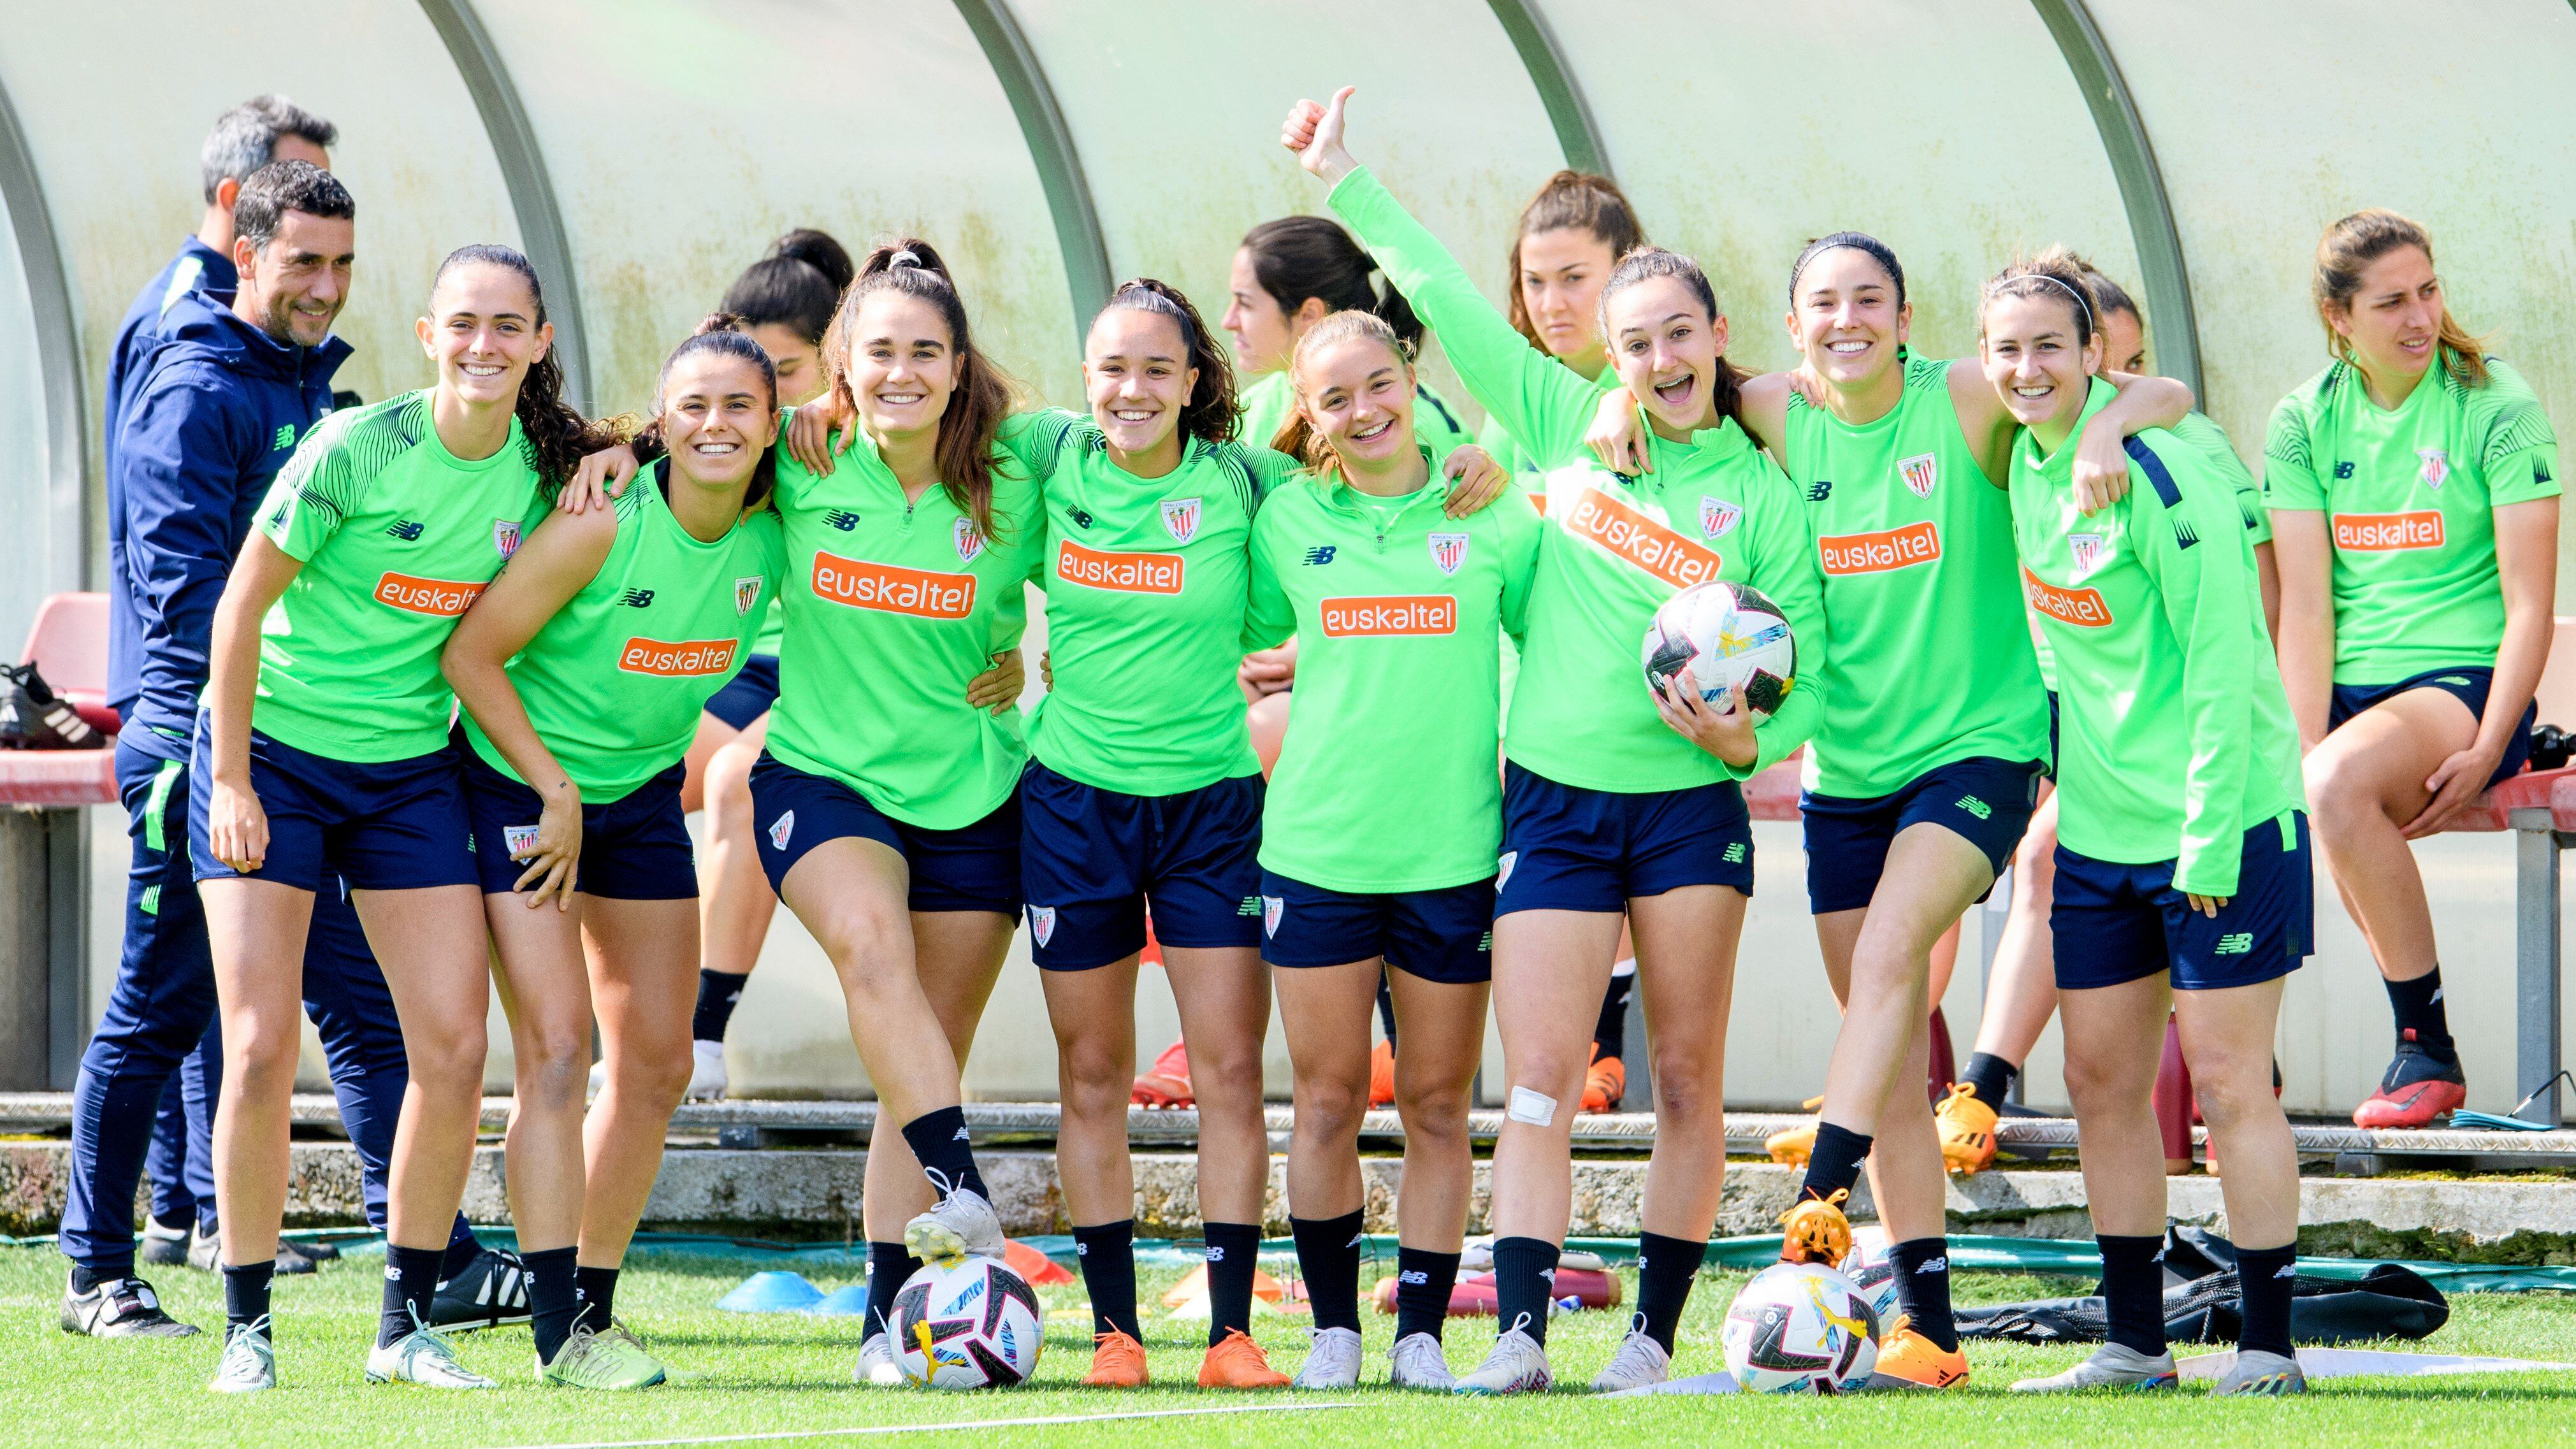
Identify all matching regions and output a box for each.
[2436,675,2473,687]
[1399,1270,1429,1285]
[619,588,656,608]
[825,509,860,531]
[1206,1246,1226,1263]
[1721,842,1747,863]
[272,424,297,451]
[1303,546,1337,566]
[1237,896,1262,917]
[1805,480,1833,502]
[2213,932,2254,955]
[2334,461,2355,480]
[2273,1263,2297,1279]
[385,519,424,541]
[1914,1256,1949,1274]
[1955,795,1991,821]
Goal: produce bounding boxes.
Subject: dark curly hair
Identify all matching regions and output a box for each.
[428,244,623,489]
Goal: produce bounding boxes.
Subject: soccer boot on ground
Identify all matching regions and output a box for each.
[1582,1049,1626,1114]
[855,1332,906,1385]
[1083,1329,1149,1387]
[1765,1095,1825,1165]
[62,1272,198,1337]
[1132,1038,1194,1109]
[539,1323,666,1390]
[1589,1327,1670,1392]
[1451,1325,1554,1395]
[1198,1327,1291,1388]
[185,1222,318,1276]
[208,1316,277,1393]
[1367,1039,1396,1109]
[1777,1188,1853,1266]
[1934,1082,2001,1174]
[1292,1326,1363,1389]
[431,1247,531,1330]
[904,1185,1006,1265]
[1868,1323,1970,1389]
[2009,1342,2179,1392]
[2210,1348,2306,1396]
[141,1215,191,1267]
[2351,1032,2465,1128]
[1388,1332,1454,1390]
[367,1315,498,1388]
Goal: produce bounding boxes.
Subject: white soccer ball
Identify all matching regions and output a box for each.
[1640,580,1796,715]
[1841,1245,1902,1332]
[890,1256,1045,1388]
[1721,1261,1882,1394]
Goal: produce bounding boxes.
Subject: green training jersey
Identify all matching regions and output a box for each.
[1333,166,1826,791]
[765,421,1046,830]
[1783,355,2048,798]
[1238,369,1477,465]
[462,465,786,802]
[252,390,546,762]
[2263,357,2560,685]
[1007,409,1301,795]
[2014,378,2303,895]
[1245,465,1544,891]
[1478,359,1618,489]
[749,595,785,658]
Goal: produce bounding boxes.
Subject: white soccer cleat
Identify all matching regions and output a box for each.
[686,1040,729,1101]
[1387,1332,1455,1390]
[2009,1341,2179,1392]
[1291,1326,1363,1389]
[1589,1327,1672,1392]
[208,1316,277,1394]
[853,1332,906,1386]
[366,1317,498,1389]
[1451,1325,1553,1396]
[903,1185,1005,1265]
[2210,1349,2306,1396]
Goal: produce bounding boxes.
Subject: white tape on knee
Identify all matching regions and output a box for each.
[1506,1085,1559,1127]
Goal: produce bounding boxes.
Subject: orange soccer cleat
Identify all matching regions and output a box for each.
[1934,1082,2001,1175]
[1765,1095,1824,1166]
[1083,1329,1149,1387]
[1132,1038,1194,1109]
[1196,1328,1291,1388]
[1581,1048,1626,1113]
[1368,1039,1396,1108]
[1871,1322,1971,1388]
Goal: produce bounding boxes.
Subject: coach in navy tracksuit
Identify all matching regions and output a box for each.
[60,161,511,1337]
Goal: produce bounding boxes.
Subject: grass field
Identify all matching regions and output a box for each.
[8,1244,2576,1449]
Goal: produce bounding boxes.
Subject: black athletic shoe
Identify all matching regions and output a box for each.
[139,1216,192,1267]
[184,1222,317,1276]
[429,1247,531,1330]
[59,1272,199,1337]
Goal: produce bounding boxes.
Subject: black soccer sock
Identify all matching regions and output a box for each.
[379,1243,445,1348]
[693,969,749,1044]
[1595,965,1634,1060]
[1202,1222,1263,1345]
[572,1264,619,1334]
[1074,1220,1143,1341]
[865,1241,923,1341]
[897,1106,987,1200]
[1375,974,1399,1051]
[1960,1051,2020,1111]
[2234,1243,2297,1360]
[2096,1234,2169,1358]
[524,1246,579,1362]
[1491,1236,1560,1347]
[1633,1230,1707,1352]
[2384,968,2457,1062]
[1799,1121,1875,1203]
[440,1225,482,1280]
[223,1260,275,1332]
[1290,1211,1366,1334]
[1394,1246,1461,1343]
[71,1264,105,1295]
[1888,1237,1958,1352]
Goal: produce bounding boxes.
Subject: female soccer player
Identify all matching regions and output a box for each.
[1288,87,1827,1394]
[1224,214,1472,456]
[1979,254,2310,1397]
[443,319,788,1389]
[1476,168,1645,482]
[194,245,616,1392]
[1584,234,2189,1385]
[1245,310,1542,1390]
[2269,211,2560,1128]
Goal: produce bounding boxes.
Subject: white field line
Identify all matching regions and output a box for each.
[476,1400,1366,1449]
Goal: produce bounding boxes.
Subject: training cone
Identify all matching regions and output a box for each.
[1159,1262,1290,1308]
[1004,1239,1076,1286]
[714,1270,825,1313]
[808,1283,872,1316]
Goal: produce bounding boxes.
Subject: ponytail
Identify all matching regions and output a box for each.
[1597,247,1759,452]
[822,238,1017,542]
[1098,278,1239,444]
[429,243,624,490]
[1239,215,1424,352]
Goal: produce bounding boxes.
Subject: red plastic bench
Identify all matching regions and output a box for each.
[2,593,117,807]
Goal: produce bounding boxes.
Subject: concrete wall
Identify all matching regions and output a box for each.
[15,1,2576,1116]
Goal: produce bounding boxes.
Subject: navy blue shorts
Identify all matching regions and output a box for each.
[703,654,779,732]
[2330,665,2533,789]
[187,716,475,891]
[1020,760,1263,970]
[746,752,1021,915]
[2052,812,2313,991]
[458,736,697,900]
[1495,762,1753,917]
[1800,756,2046,914]
[1259,870,1495,984]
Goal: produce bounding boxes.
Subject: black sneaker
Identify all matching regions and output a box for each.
[429,1247,530,1330]
[184,1222,318,1276]
[59,1272,199,1337]
[140,1215,192,1267]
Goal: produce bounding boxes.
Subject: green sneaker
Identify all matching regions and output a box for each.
[208,1316,277,1393]
[539,1325,667,1390]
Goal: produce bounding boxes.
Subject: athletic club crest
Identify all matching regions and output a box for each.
[1699,496,1740,538]
[1496,850,1519,890]
[1029,905,1057,946]
[734,576,763,616]
[2069,533,2108,579]
[955,517,985,563]
[1429,532,1470,575]
[503,825,539,858]
[766,810,795,851]
[493,519,522,559]
[2419,447,2450,489]
[1262,895,1284,936]
[1161,496,1202,544]
[1899,452,1938,498]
